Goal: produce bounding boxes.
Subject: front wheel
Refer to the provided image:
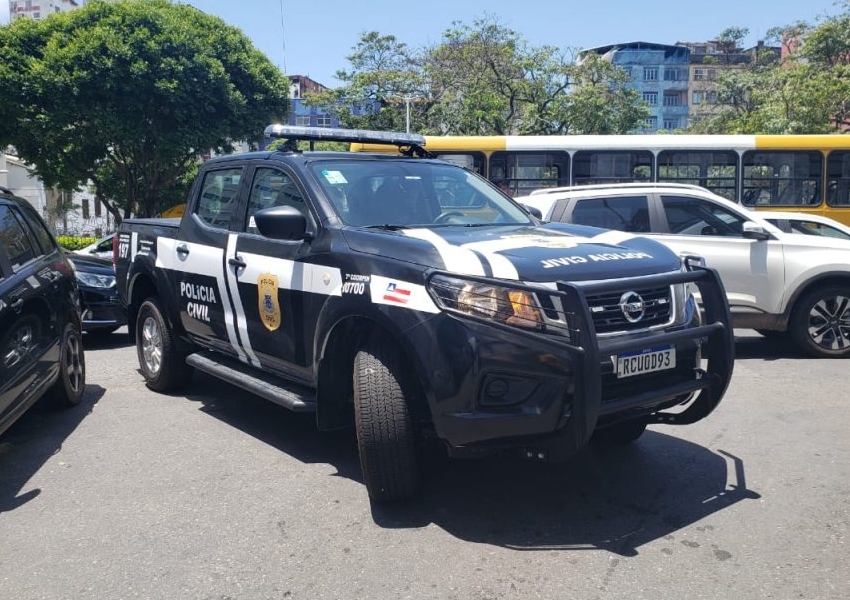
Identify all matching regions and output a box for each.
[48,322,86,407]
[353,337,420,502]
[590,419,647,447]
[789,286,850,358]
[136,297,192,391]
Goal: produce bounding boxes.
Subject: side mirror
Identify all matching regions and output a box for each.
[742,221,770,241]
[523,204,544,220]
[253,205,311,241]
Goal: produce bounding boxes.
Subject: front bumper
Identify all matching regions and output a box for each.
[79,288,128,331]
[414,266,733,460]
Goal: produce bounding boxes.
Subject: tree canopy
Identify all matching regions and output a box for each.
[308,16,648,136]
[0,0,289,218]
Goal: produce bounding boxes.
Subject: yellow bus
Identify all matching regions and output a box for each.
[353,134,850,226]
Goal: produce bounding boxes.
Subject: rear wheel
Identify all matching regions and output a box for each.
[591,419,647,446]
[353,336,420,502]
[48,322,86,407]
[136,297,192,391]
[789,286,850,358]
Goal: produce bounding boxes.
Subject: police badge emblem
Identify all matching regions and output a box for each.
[257,273,281,331]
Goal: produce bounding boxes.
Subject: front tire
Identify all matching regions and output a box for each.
[353,337,420,502]
[136,297,192,392]
[790,286,850,358]
[48,322,86,407]
[591,419,647,446]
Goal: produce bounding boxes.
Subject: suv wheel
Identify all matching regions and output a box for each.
[353,336,420,502]
[49,322,86,407]
[136,297,192,391]
[790,286,850,358]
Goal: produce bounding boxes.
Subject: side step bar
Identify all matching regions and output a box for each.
[186,350,316,412]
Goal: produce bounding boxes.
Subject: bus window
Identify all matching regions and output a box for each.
[572,150,653,185]
[657,150,738,200]
[827,151,850,206]
[433,152,486,177]
[742,150,822,207]
[489,151,569,196]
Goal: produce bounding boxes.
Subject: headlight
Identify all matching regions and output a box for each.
[76,272,116,288]
[428,274,544,331]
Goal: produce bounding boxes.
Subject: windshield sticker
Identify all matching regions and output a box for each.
[542,251,654,269]
[321,170,348,185]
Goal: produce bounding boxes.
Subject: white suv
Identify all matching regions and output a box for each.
[517,182,850,358]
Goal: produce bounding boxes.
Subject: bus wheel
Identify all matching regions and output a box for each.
[353,336,420,502]
[790,286,850,358]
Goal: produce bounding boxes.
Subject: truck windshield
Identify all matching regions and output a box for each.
[309,160,535,227]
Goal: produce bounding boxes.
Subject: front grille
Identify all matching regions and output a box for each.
[586,285,673,334]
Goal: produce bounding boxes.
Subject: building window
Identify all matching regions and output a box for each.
[664,68,687,81]
[707,69,717,80]
[644,67,658,81]
[663,93,682,107]
[621,66,632,77]
[642,91,658,105]
[82,199,90,219]
[94,198,102,217]
[316,114,332,128]
[706,91,717,104]
[692,91,703,105]
[663,118,680,130]
[295,115,310,126]
[694,68,704,81]
[643,116,658,130]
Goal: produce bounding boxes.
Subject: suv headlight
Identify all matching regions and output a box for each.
[428,274,544,331]
[76,271,116,288]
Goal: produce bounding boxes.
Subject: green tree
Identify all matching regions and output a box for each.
[314,16,647,136]
[0,0,289,219]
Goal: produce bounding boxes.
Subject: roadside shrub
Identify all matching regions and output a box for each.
[56,235,97,251]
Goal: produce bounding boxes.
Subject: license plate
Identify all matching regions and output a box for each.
[616,345,676,378]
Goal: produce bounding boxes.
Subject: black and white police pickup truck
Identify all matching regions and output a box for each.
[114,125,734,501]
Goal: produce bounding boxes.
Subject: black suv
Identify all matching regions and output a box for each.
[0,188,86,437]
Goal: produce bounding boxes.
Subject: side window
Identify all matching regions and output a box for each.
[570,195,651,232]
[246,168,306,234]
[195,168,242,229]
[661,195,746,237]
[0,205,38,272]
[19,205,56,254]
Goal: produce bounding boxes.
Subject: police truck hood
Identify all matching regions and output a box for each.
[343,222,682,282]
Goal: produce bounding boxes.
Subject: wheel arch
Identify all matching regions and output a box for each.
[783,272,850,326]
[314,313,433,432]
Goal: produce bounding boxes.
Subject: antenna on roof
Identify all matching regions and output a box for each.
[278,0,287,75]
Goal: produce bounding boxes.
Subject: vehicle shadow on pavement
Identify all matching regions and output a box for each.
[82,330,133,351]
[0,384,106,514]
[372,434,761,558]
[182,375,760,558]
[734,331,809,360]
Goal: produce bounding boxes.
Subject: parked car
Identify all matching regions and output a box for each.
[0,188,86,437]
[74,232,114,259]
[517,182,850,358]
[66,251,127,335]
[758,211,850,241]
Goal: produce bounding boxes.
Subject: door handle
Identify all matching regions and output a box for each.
[228,255,246,269]
[176,244,190,255]
[10,297,24,311]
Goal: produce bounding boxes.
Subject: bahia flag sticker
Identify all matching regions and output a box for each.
[383,282,411,304]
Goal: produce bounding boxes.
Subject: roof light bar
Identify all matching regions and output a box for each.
[264,124,426,148]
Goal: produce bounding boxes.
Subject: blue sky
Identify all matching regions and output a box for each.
[2,0,843,86]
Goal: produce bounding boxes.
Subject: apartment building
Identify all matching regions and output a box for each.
[580,40,779,132]
[8,0,79,21]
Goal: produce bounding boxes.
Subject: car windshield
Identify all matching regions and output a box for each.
[309,159,534,227]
